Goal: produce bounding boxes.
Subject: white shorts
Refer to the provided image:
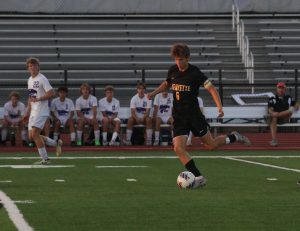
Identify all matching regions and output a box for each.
[58,117,70,126]
[159,116,171,124]
[28,115,48,130]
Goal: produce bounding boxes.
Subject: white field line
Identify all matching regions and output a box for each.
[95,165,148,168]
[0,191,34,231]
[224,157,300,173]
[0,165,75,169]
[0,155,300,160]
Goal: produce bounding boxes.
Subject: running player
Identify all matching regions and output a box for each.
[98,85,121,146]
[148,43,251,188]
[152,90,173,146]
[24,57,63,164]
[51,86,76,146]
[75,83,100,146]
[124,82,153,146]
[1,91,28,146]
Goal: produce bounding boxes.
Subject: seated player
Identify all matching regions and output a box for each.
[1,91,28,146]
[152,90,173,146]
[124,82,153,146]
[98,85,121,146]
[75,83,100,146]
[267,82,299,146]
[51,86,76,146]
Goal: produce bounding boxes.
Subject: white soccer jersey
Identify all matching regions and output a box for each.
[75,95,98,119]
[154,93,173,118]
[130,94,152,118]
[51,97,75,120]
[27,73,53,117]
[4,101,26,122]
[98,97,120,117]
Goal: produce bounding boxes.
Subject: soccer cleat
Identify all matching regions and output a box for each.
[297,181,300,186]
[56,139,63,157]
[70,141,76,146]
[28,141,35,147]
[76,141,82,146]
[145,140,152,146]
[109,141,120,146]
[94,140,101,146]
[22,140,29,147]
[153,140,159,146]
[232,131,251,146]
[33,158,51,165]
[193,176,207,189]
[102,141,108,146]
[124,140,132,146]
[269,139,278,147]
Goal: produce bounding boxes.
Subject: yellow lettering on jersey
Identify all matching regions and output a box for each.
[171,84,191,92]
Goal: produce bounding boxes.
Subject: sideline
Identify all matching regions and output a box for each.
[0,191,34,231]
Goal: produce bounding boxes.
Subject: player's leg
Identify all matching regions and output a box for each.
[186,131,193,146]
[30,116,50,164]
[76,118,84,146]
[66,118,76,146]
[101,117,109,146]
[109,118,121,146]
[18,120,28,146]
[153,117,162,146]
[91,118,100,146]
[124,117,137,145]
[269,116,278,146]
[145,116,153,146]
[173,135,206,188]
[53,119,61,142]
[1,120,9,145]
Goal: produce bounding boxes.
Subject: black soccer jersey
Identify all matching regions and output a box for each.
[268,94,294,112]
[166,64,207,114]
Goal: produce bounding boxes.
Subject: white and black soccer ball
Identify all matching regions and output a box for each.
[177,171,195,189]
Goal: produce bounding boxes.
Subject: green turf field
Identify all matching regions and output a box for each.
[0,150,300,231]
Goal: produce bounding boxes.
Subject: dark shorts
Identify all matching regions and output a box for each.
[173,110,209,138]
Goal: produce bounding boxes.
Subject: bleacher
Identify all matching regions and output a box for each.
[0,15,245,107]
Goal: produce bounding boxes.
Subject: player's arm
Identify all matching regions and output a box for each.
[92,106,97,120]
[153,105,158,119]
[204,80,224,117]
[148,81,170,100]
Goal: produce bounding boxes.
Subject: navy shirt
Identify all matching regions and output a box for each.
[268,94,294,112]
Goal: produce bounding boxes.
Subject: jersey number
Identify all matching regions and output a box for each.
[176,92,180,101]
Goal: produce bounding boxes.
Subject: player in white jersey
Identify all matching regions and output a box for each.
[98,85,121,146]
[186,96,204,146]
[152,90,173,146]
[75,83,100,146]
[51,86,76,146]
[1,91,28,146]
[24,57,63,164]
[124,82,153,146]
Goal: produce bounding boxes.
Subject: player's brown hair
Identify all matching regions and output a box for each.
[9,91,20,100]
[80,83,91,94]
[26,57,40,67]
[58,86,68,93]
[171,43,190,58]
[136,82,146,90]
[104,85,114,92]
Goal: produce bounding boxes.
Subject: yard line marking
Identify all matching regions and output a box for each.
[0,191,34,231]
[95,165,148,168]
[224,157,300,173]
[0,180,13,183]
[0,165,75,169]
[1,155,300,160]
[14,200,35,204]
[54,179,65,182]
[126,179,137,182]
[267,178,278,181]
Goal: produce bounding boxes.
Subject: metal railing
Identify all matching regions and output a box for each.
[232,0,255,91]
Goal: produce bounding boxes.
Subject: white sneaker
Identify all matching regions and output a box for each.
[186,139,192,146]
[56,139,63,157]
[232,131,251,146]
[146,140,152,146]
[124,140,132,146]
[34,158,50,165]
[102,141,108,146]
[153,140,159,146]
[269,139,278,147]
[193,176,207,189]
[109,141,120,146]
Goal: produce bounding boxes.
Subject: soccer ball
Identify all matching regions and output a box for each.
[177,171,195,189]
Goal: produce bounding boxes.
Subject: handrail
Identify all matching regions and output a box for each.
[232,0,255,86]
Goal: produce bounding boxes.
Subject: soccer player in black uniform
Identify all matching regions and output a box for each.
[267,82,299,146]
[148,43,251,188]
